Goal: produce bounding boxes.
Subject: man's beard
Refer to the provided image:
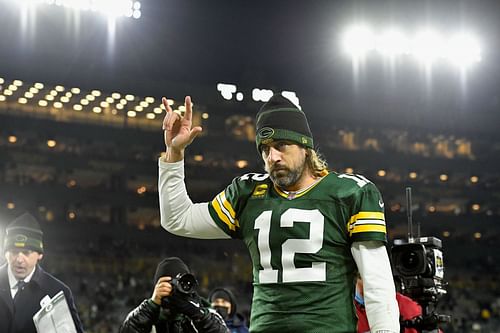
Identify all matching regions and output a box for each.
[269,160,306,189]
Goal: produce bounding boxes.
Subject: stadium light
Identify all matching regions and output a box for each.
[341,25,375,58]
[281,91,301,109]
[341,24,482,68]
[376,29,409,57]
[0,76,186,122]
[445,33,482,68]
[14,0,142,20]
[412,29,444,65]
[217,83,237,100]
[252,88,273,102]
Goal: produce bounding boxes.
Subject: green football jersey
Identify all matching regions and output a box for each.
[208,171,387,333]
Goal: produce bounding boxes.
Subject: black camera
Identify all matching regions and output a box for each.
[170,273,198,295]
[392,236,450,332]
[392,236,446,303]
[392,236,444,280]
[391,188,450,332]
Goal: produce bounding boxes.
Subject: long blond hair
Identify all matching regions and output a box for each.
[306,148,329,177]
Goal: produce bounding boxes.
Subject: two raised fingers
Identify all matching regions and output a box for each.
[161,96,193,130]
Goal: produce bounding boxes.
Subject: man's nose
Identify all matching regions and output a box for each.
[267,147,281,162]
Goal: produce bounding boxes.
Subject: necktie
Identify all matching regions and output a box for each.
[14,280,27,300]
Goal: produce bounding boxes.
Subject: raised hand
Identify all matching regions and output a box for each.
[151,276,173,305]
[162,96,203,162]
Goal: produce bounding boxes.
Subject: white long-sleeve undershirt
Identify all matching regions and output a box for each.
[352,241,400,333]
[158,158,230,239]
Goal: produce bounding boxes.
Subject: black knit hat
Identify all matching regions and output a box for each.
[4,213,44,253]
[208,287,237,315]
[255,94,313,152]
[153,257,190,285]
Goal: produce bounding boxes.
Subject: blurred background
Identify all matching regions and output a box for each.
[0,0,498,332]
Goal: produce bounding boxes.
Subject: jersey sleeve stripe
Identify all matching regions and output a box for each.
[211,194,237,231]
[349,211,384,223]
[350,224,386,234]
[352,219,386,226]
[216,194,240,227]
[220,191,237,219]
[347,211,385,236]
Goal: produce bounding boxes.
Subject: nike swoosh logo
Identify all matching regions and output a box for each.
[189,301,200,307]
[378,199,384,208]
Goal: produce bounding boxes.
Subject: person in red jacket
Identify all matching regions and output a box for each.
[355,275,422,333]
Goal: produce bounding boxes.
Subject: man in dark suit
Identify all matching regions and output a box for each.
[0,213,84,333]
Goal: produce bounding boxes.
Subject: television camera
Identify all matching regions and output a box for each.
[391,188,451,332]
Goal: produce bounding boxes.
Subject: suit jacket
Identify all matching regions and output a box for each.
[0,263,84,333]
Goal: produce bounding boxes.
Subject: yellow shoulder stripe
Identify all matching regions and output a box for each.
[350,224,386,235]
[211,196,236,231]
[220,191,236,219]
[211,191,239,231]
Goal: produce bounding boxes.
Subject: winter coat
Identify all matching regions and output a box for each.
[0,264,84,333]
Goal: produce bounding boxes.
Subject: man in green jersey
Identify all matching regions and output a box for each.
[158,94,399,333]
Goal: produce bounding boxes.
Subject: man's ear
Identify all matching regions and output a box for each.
[37,253,44,261]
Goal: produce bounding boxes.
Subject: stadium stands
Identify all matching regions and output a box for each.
[1,79,499,332]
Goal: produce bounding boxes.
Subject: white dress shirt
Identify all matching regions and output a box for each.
[7,265,36,298]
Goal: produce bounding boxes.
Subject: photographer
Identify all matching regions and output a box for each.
[119,257,228,333]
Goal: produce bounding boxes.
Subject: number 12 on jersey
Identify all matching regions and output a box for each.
[254,208,326,284]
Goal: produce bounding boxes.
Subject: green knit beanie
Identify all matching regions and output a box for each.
[3,213,44,253]
[255,94,313,152]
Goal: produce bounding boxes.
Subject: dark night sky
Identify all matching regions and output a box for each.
[1,0,500,130]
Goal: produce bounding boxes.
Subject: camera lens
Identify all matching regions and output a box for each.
[402,251,421,270]
[176,273,197,294]
[180,280,193,292]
